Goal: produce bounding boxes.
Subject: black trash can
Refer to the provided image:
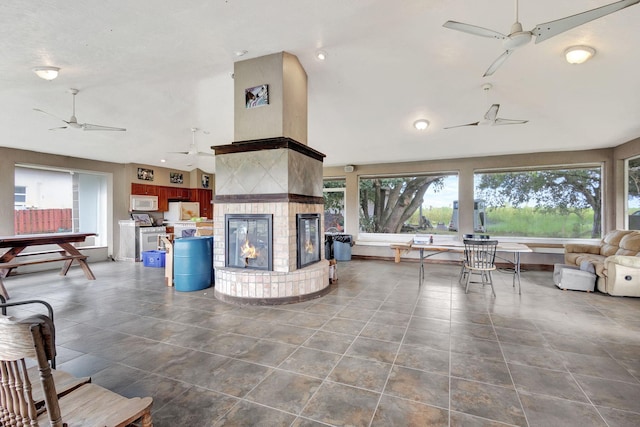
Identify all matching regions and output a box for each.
[324,234,335,260]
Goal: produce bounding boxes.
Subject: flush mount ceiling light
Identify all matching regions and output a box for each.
[565,45,595,64]
[316,50,327,61]
[32,66,60,80]
[234,50,248,57]
[413,119,430,130]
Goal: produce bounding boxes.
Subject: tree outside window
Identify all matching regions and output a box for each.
[358,175,456,234]
[323,179,345,232]
[475,167,602,238]
[626,156,640,230]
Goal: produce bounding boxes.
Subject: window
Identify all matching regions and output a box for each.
[14,165,109,246]
[14,186,26,209]
[475,167,602,238]
[358,174,458,234]
[626,156,640,230]
[323,179,345,232]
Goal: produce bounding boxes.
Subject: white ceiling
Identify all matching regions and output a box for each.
[1,1,639,174]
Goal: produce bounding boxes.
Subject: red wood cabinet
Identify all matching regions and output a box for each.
[131,184,212,215]
[192,189,213,219]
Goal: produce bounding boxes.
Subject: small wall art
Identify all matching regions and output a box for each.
[202,175,210,189]
[137,167,154,181]
[170,172,184,184]
[245,84,269,108]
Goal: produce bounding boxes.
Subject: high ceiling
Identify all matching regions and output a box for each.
[1,1,639,174]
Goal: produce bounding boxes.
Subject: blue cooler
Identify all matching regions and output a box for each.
[173,236,213,292]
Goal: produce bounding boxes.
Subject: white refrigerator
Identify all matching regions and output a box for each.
[164,202,200,221]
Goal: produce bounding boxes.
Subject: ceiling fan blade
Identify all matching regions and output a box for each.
[443,21,506,39]
[532,0,640,44]
[494,118,529,126]
[483,50,513,77]
[34,108,67,123]
[444,122,480,129]
[484,104,500,121]
[81,123,127,131]
[48,126,68,131]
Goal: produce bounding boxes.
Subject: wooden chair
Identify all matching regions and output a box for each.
[462,239,498,297]
[0,315,153,427]
[1,299,91,408]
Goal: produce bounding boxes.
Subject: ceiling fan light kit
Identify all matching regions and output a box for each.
[413,119,430,130]
[565,45,596,64]
[32,66,60,80]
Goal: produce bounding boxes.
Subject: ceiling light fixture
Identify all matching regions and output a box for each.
[234,50,248,57]
[564,45,595,64]
[413,119,430,131]
[316,50,327,61]
[32,66,60,80]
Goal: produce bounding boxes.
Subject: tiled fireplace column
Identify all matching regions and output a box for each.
[212,137,330,305]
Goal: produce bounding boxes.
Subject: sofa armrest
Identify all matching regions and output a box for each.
[604,255,640,269]
[564,243,601,254]
[602,256,640,296]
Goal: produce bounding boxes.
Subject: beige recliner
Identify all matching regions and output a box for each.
[564,230,640,297]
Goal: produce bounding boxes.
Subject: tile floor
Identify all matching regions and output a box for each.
[3,259,640,426]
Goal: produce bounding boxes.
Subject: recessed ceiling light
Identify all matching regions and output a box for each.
[32,66,60,80]
[160,159,166,163]
[413,119,430,131]
[316,50,327,61]
[564,45,595,64]
[234,50,248,57]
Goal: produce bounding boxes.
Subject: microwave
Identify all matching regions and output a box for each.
[130,195,159,211]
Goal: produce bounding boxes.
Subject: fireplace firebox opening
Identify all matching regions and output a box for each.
[297,213,321,269]
[225,214,273,270]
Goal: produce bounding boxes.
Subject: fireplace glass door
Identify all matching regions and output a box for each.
[297,214,321,269]
[226,214,272,270]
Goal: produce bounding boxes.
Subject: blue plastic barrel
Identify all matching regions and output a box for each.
[174,236,213,292]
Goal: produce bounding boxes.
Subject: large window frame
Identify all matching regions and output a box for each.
[323,179,346,232]
[14,164,110,246]
[625,155,640,230]
[357,173,459,235]
[474,165,603,239]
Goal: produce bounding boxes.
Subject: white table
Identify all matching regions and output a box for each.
[391,241,532,293]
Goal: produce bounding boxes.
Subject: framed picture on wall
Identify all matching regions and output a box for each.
[202,175,210,189]
[137,167,154,181]
[245,84,269,108]
[170,172,183,184]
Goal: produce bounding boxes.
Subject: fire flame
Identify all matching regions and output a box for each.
[305,239,315,254]
[240,239,257,259]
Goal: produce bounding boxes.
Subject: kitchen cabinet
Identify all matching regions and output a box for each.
[131,183,157,196]
[192,189,213,219]
[131,184,202,213]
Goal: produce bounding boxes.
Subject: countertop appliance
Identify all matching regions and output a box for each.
[165,201,200,221]
[117,219,166,261]
[130,195,158,211]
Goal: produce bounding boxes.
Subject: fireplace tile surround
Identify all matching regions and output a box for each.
[213,138,330,305]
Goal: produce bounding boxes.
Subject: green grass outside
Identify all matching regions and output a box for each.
[408,206,596,238]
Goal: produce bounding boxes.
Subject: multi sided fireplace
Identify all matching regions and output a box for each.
[297,213,321,269]
[225,214,273,270]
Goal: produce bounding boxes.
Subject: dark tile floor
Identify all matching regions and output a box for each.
[3,259,640,426]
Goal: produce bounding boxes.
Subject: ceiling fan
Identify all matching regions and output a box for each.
[171,128,214,166]
[34,88,126,131]
[444,104,528,129]
[443,0,640,76]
